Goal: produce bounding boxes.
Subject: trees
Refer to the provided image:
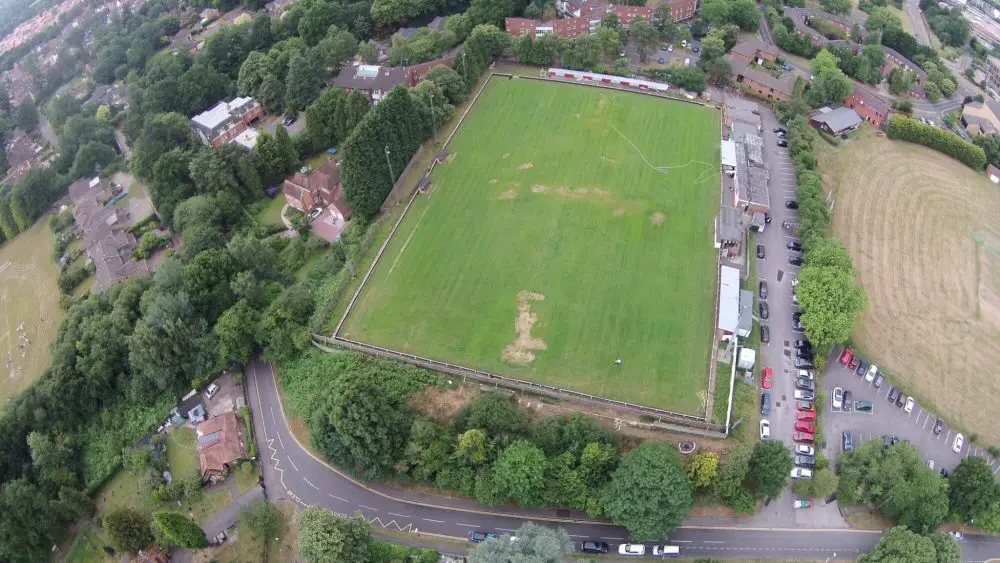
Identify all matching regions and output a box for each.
[748,440,793,498]
[103,508,154,553]
[298,1,343,45]
[240,500,281,540]
[214,300,260,366]
[687,452,719,490]
[794,467,838,498]
[886,115,986,170]
[177,63,232,116]
[601,443,693,539]
[423,65,468,104]
[255,127,299,186]
[629,17,657,63]
[468,522,572,562]
[928,531,961,563]
[821,0,853,14]
[131,112,198,180]
[297,507,373,563]
[948,456,1000,524]
[796,255,867,352]
[0,479,65,562]
[713,443,754,514]
[286,51,321,112]
[490,440,548,506]
[152,511,207,548]
[13,100,37,131]
[859,526,937,563]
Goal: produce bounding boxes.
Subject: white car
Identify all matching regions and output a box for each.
[794,390,815,400]
[795,444,815,456]
[832,387,843,409]
[681,39,688,47]
[667,44,674,52]
[865,364,878,383]
[797,369,813,380]
[653,545,680,557]
[205,382,219,399]
[619,543,646,556]
[904,396,915,413]
[790,467,813,479]
[760,419,771,440]
[950,531,963,541]
[953,433,965,454]
[927,459,935,469]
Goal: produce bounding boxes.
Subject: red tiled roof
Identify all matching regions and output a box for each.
[197,412,244,478]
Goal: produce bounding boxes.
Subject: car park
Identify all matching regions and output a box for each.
[757,244,765,259]
[794,390,815,401]
[762,367,773,389]
[760,391,771,416]
[933,418,944,435]
[790,467,813,479]
[793,431,815,443]
[795,444,815,456]
[843,431,853,452]
[759,302,769,320]
[839,348,853,364]
[856,359,869,377]
[904,396,915,413]
[785,200,799,209]
[833,387,843,409]
[953,433,964,453]
[761,325,770,343]
[759,280,767,299]
[760,419,771,440]
[619,543,646,556]
[864,364,878,383]
[789,256,803,266]
[887,386,899,404]
[787,240,802,251]
[797,410,815,421]
[795,455,816,467]
[582,541,610,553]
[795,421,816,433]
[469,531,496,543]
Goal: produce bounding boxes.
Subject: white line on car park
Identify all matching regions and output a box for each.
[946,430,952,442]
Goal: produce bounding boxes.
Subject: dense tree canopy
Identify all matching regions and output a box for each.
[601,443,693,539]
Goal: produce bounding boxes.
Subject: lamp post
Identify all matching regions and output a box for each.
[384,144,394,183]
[462,51,467,78]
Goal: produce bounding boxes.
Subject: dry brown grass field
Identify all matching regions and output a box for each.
[818,131,1000,443]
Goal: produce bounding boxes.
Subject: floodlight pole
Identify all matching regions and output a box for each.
[384,145,394,183]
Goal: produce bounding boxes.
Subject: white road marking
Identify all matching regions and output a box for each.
[358,504,378,511]
[422,518,444,523]
[328,493,347,502]
[389,512,408,518]
[671,540,693,543]
[600,536,625,540]
[302,477,319,489]
[704,541,726,544]
[914,412,923,425]
[456,523,479,528]
[923,416,930,429]
[569,534,588,538]
[995,466,999,476]
[287,457,299,472]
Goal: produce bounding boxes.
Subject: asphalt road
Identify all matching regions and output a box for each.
[247,359,1000,560]
[904,0,932,46]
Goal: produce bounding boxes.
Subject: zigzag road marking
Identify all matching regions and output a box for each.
[266,438,286,489]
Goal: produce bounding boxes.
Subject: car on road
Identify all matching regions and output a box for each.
[793,499,812,508]
[619,543,646,556]
[790,467,813,479]
[794,390,815,401]
[469,531,496,543]
[785,200,799,209]
[793,431,815,443]
[795,378,815,392]
[777,139,788,147]
[843,431,854,452]
[760,419,771,440]
[933,418,944,435]
[760,391,771,416]
[787,240,802,251]
[949,532,963,541]
[953,433,965,453]
[795,455,816,467]
[840,348,853,364]
[789,256,803,266]
[873,372,884,389]
[582,541,610,553]
[864,364,878,383]
[833,387,843,409]
[795,444,815,456]
[796,400,814,411]
[904,396,915,413]
[856,359,869,377]
[843,390,853,412]
[757,244,765,259]
[797,410,815,421]
[887,386,900,404]
[762,367,773,389]
[759,280,768,299]
[653,545,680,557]
[795,421,816,433]
[759,302,769,320]
[761,325,770,343]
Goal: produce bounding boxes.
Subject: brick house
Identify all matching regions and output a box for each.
[189,97,263,147]
[331,55,455,103]
[843,89,891,129]
[729,58,794,101]
[283,160,354,242]
[507,0,696,40]
[196,412,245,482]
[729,38,779,66]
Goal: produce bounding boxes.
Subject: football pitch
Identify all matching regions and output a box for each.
[341,78,721,414]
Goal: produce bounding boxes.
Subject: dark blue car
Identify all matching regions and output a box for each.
[856,359,869,377]
[468,531,496,543]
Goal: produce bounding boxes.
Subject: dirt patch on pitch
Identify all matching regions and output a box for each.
[498,189,518,200]
[517,162,534,170]
[601,156,617,164]
[613,207,626,217]
[502,291,547,365]
[502,153,511,159]
[650,212,666,227]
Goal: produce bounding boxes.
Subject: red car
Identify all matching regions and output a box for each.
[839,348,853,365]
[762,367,773,389]
[797,411,815,421]
[797,401,815,412]
[795,421,816,433]
[793,432,815,443]
[848,355,860,371]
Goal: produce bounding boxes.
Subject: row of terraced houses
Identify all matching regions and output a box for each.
[505,0,697,39]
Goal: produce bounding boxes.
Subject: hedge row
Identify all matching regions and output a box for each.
[885,115,987,170]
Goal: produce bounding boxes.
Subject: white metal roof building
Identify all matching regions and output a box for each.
[545,68,670,91]
[721,139,737,169]
[718,265,742,335]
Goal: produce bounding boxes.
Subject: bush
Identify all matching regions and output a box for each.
[135,233,170,259]
[885,115,987,169]
[152,511,207,548]
[58,264,92,294]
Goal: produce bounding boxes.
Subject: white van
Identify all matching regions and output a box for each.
[653,545,681,557]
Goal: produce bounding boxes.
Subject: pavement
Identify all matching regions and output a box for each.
[903,0,932,46]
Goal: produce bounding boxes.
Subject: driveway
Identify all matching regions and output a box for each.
[821,348,1000,475]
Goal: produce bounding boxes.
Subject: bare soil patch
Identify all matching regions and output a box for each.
[650,212,666,227]
[501,291,547,364]
[408,385,482,423]
[531,184,547,193]
[517,162,534,170]
[601,156,618,164]
[820,135,1000,443]
[497,189,517,200]
[489,178,498,185]
[612,207,626,217]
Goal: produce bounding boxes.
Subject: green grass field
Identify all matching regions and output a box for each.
[341,79,720,414]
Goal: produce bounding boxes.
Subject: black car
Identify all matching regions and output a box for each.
[787,240,802,251]
[873,372,884,389]
[792,318,805,332]
[774,127,787,134]
[759,302,769,320]
[796,378,815,392]
[895,392,905,407]
[282,115,297,126]
[795,455,816,467]
[759,280,768,299]
[887,386,899,404]
[761,325,770,343]
[693,45,700,52]
[757,244,765,259]
[794,339,811,348]
[785,200,799,209]
[764,213,772,224]
[777,139,788,148]
[761,391,772,416]
[789,256,803,266]
[843,390,853,411]
[843,431,854,452]
[581,541,610,554]
[856,359,870,377]
[796,348,812,360]
[933,417,945,435]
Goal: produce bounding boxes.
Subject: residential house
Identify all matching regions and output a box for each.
[809,106,863,136]
[883,46,928,84]
[86,82,126,107]
[961,99,1000,135]
[197,412,245,481]
[507,0,698,40]
[784,7,867,44]
[988,163,1000,184]
[189,97,263,147]
[729,38,779,66]
[173,389,206,424]
[729,58,794,101]
[843,89,891,128]
[330,56,455,103]
[283,160,354,242]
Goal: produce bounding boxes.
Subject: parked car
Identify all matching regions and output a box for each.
[692,45,699,52]
[843,390,853,412]
[581,541,610,554]
[794,389,814,401]
[762,367,773,389]
[789,256,803,266]
[793,499,811,508]
[833,387,843,409]
[873,372,884,389]
[795,455,816,467]
[764,212,772,224]
[794,358,814,369]
[760,391,772,416]
[895,392,905,408]
[759,279,768,299]
[796,400,814,411]
[795,378,815,392]
[793,431,815,443]
[776,130,787,138]
[839,348,854,365]
[660,44,668,51]
[797,369,813,380]
[927,459,935,470]
[794,339,811,348]
[933,417,945,435]
[619,543,646,556]
[777,139,788,148]
[904,396,915,413]
[856,359,870,377]
[205,382,219,399]
[795,348,812,360]
[855,400,873,412]
[282,115,297,126]
[791,318,806,332]
[795,444,815,456]
[950,531,963,541]
[774,127,787,134]
[864,364,878,383]
[953,433,965,453]
[759,302,769,320]
[887,386,899,404]
[797,410,815,421]
[761,325,770,343]
[469,531,496,543]
[848,355,860,370]
[757,244,765,259]
[782,62,792,71]
[760,419,771,440]
[653,546,680,557]
[785,200,799,209]
[795,421,816,433]
[843,431,853,452]
[790,467,813,479]
[787,240,802,251]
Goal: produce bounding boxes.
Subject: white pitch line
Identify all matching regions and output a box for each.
[705,541,726,544]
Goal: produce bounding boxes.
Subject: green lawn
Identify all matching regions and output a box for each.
[342,79,721,414]
[65,524,113,563]
[254,195,286,228]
